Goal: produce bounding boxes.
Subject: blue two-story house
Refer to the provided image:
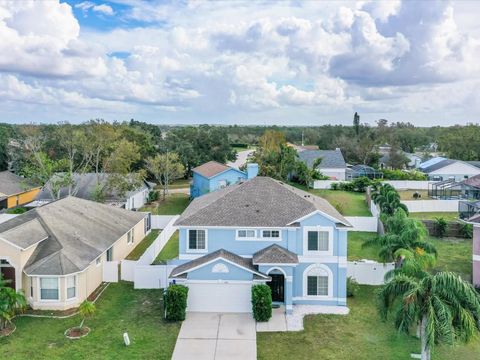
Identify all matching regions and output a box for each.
[190,161,259,198]
[170,176,351,315]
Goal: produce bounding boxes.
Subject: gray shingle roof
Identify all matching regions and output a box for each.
[467,161,480,169]
[0,171,38,197]
[192,161,232,178]
[169,249,270,279]
[420,159,455,173]
[175,177,351,227]
[0,196,146,275]
[298,150,346,169]
[35,173,151,203]
[252,244,298,264]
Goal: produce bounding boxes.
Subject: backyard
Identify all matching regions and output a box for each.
[409,212,459,221]
[153,230,179,264]
[306,189,371,216]
[125,230,160,261]
[140,193,190,215]
[1,282,180,360]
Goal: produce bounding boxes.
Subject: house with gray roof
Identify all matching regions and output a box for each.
[30,172,153,210]
[0,196,148,310]
[168,176,351,315]
[419,157,480,181]
[298,148,348,180]
[0,171,40,210]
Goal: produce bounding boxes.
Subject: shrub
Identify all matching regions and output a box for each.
[382,169,427,180]
[6,207,27,214]
[461,223,473,238]
[251,284,272,322]
[164,284,189,321]
[148,190,159,202]
[346,277,359,297]
[434,217,448,238]
[330,182,339,190]
[351,177,372,192]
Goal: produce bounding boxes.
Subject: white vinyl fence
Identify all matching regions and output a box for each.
[313,180,435,190]
[347,261,395,285]
[344,216,377,232]
[151,215,177,230]
[120,215,179,287]
[402,200,459,213]
[103,261,119,282]
[138,215,179,265]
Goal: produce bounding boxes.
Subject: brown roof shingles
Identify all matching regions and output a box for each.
[192,161,232,178]
[253,244,298,264]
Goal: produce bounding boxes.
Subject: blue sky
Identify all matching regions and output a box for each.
[0,0,479,126]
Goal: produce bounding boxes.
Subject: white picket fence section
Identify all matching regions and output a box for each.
[402,200,459,213]
[134,265,177,289]
[313,180,435,190]
[151,215,177,230]
[347,261,395,285]
[121,260,137,282]
[345,217,377,232]
[103,261,119,282]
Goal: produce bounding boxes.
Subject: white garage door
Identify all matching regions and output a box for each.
[187,282,252,313]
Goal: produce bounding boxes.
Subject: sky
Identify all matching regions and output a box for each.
[0,0,479,126]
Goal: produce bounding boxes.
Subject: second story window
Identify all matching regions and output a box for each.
[262,230,280,239]
[307,231,329,251]
[188,229,206,250]
[237,229,256,239]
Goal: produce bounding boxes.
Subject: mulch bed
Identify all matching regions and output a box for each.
[65,326,90,339]
[0,323,16,337]
[87,282,109,302]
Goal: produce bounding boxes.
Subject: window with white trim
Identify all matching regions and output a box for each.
[306,266,330,296]
[237,229,256,239]
[127,229,133,244]
[66,275,76,299]
[188,230,206,250]
[40,277,59,300]
[262,230,280,238]
[307,231,329,251]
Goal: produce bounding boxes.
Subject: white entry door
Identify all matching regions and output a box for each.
[187,282,252,313]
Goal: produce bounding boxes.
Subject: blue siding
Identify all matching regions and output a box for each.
[187,259,253,281]
[191,168,247,198]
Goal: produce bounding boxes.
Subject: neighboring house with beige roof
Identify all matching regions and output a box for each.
[0,171,41,210]
[0,196,148,310]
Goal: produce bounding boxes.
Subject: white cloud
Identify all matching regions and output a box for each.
[0,0,479,124]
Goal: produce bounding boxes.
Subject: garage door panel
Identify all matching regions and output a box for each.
[187,282,252,313]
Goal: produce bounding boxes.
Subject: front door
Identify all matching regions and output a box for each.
[267,274,285,302]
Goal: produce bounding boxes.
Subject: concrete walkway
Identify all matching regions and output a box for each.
[172,312,256,360]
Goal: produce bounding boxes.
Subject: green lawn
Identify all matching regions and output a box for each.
[306,189,371,216]
[257,285,480,360]
[167,179,191,189]
[409,212,459,221]
[398,190,429,200]
[125,230,160,260]
[2,282,180,360]
[140,193,190,215]
[347,231,380,261]
[153,231,179,264]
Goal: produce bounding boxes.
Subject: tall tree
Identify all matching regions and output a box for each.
[146,152,185,199]
[353,112,360,137]
[378,272,480,360]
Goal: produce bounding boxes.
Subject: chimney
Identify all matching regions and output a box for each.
[246,163,259,180]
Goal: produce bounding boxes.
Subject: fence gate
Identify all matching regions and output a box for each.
[103,261,119,282]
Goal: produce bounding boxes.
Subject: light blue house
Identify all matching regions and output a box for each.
[190,161,259,198]
[170,176,351,315]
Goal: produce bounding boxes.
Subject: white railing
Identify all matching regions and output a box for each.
[347,261,395,285]
[402,200,459,213]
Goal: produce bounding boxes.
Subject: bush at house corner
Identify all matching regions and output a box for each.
[164,284,189,321]
[251,284,272,322]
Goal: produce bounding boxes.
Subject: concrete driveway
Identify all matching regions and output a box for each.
[172,312,256,360]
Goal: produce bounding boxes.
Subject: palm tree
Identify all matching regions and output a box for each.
[363,209,437,268]
[372,183,408,216]
[378,272,480,360]
[78,300,96,330]
[0,273,26,330]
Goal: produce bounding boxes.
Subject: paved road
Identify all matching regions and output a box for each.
[227,149,255,169]
[172,312,256,360]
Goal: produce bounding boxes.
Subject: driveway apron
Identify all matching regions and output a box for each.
[172,312,256,360]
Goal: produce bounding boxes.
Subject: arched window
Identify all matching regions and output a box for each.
[303,264,332,298]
